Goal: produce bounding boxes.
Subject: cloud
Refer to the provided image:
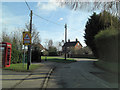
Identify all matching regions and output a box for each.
[37,0,60,11]
[58,17,63,21]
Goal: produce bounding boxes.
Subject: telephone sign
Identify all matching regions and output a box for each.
[23,32,31,45]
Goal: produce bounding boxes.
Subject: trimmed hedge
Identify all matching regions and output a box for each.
[95,26,118,62]
[95,60,118,73]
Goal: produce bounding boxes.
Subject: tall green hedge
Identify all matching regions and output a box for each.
[95,26,118,62]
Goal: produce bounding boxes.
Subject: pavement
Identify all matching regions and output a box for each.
[1,61,56,89]
[1,58,119,89]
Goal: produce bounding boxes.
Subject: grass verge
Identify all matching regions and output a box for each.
[41,56,76,63]
[3,63,43,72]
[95,60,118,73]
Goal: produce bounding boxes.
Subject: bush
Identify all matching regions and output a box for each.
[43,51,48,56]
[95,26,118,62]
[11,48,23,64]
[84,11,119,58]
[48,46,58,56]
[31,49,41,62]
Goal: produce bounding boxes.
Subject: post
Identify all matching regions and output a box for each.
[64,24,67,60]
[27,10,32,70]
[23,45,25,68]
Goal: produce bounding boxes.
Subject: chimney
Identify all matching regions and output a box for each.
[68,39,70,42]
[76,38,78,42]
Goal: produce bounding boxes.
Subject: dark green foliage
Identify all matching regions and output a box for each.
[95,26,118,62]
[11,37,23,64]
[2,34,23,64]
[48,46,58,56]
[84,11,119,57]
[43,51,48,56]
[31,45,41,62]
[11,48,23,64]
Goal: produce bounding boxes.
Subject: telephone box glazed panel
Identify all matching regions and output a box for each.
[0,42,12,67]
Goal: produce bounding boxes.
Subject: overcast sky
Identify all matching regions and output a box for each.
[1,1,101,47]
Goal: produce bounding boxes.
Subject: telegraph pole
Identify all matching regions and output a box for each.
[27,10,32,70]
[64,24,67,60]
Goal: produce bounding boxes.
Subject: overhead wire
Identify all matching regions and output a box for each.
[24,1,83,33]
[25,0,31,11]
[33,13,62,26]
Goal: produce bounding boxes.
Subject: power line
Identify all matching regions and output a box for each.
[33,13,62,26]
[24,1,62,26]
[25,0,31,11]
[24,1,84,33]
[34,13,84,33]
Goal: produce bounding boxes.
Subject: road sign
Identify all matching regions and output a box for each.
[23,32,31,45]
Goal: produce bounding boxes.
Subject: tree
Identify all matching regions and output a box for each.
[25,23,41,44]
[54,41,62,51]
[2,31,11,43]
[31,44,41,62]
[84,11,119,57]
[48,46,58,56]
[60,1,120,16]
[48,39,53,48]
[44,39,49,49]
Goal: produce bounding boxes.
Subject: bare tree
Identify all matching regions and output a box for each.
[2,31,11,43]
[55,41,62,51]
[25,23,41,44]
[44,39,49,49]
[59,1,120,16]
[48,39,53,48]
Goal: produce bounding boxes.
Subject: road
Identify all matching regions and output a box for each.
[1,58,118,89]
[46,58,118,88]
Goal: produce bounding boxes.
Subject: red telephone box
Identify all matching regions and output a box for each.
[0,42,12,67]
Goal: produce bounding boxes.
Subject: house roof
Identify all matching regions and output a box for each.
[63,41,82,47]
[32,43,45,50]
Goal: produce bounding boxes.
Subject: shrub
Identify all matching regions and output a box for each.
[95,26,118,62]
[84,11,119,58]
[31,49,41,62]
[11,48,23,64]
[48,46,58,56]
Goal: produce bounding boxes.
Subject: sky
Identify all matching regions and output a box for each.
[1,1,101,47]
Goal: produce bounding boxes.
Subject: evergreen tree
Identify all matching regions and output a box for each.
[84,11,118,57]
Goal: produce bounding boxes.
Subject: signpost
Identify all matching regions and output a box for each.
[23,31,31,70]
[23,32,31,45]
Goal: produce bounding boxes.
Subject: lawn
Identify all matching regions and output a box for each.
[3,56,76,72]
[3,63,43,72]
[41,56,76,63]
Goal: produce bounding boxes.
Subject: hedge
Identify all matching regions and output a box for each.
[95,26,118,62]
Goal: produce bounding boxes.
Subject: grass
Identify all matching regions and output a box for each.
[95,60,118,73]
[3,63,43,72]
[41,56,76,63]
[3,56,76,72]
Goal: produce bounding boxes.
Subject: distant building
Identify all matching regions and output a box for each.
[62,38,82,54]
[32,43,46,52]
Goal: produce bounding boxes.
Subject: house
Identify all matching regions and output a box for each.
[62,38,82,54]
[32,43,46,52]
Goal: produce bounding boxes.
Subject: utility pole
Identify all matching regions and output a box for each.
[27,10,32,70]
[64,24,67,60]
